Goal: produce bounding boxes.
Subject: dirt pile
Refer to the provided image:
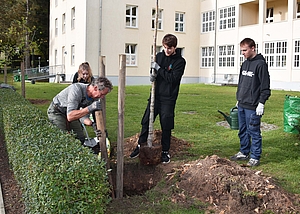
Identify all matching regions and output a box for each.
[119,130,300,214]
[172,155,300,213]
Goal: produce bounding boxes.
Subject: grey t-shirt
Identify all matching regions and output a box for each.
[53,83,94,114]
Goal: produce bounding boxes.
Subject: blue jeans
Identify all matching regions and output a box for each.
[238,106,262,160]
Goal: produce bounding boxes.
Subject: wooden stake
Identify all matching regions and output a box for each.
[95,110,115,198]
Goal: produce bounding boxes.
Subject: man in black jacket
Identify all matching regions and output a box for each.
[130,34,186,164]
[230,38,271,167]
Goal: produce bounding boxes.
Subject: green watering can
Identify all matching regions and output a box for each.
[218,107,239,130]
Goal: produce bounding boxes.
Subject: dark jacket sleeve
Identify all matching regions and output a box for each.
[72,72,78,83]
[257,63,271,104]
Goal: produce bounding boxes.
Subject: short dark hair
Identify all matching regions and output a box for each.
[91,77,113,92]
[162,34,177,48]
[240,38,256,49]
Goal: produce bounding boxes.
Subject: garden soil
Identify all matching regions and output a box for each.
[0,100,299,213]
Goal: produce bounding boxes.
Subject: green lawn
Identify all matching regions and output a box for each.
[2,75,300,203]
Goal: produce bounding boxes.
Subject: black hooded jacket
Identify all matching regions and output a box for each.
[236,53,271,110]
[154,49,186,105]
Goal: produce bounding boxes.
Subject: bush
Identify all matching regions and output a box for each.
[0,88,111,213]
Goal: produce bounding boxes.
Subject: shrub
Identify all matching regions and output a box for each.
[0,88,111,213]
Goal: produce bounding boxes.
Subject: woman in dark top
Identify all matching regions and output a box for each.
[72,62,94,84]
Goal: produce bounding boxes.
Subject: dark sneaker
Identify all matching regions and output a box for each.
[130,145,140,158]
[161,151,170,164]
[230,151,249,161]
[247,158,260,167]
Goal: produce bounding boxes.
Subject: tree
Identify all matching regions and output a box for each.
[0,0,49,69]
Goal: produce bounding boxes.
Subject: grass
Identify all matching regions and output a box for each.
[1,73,300,212]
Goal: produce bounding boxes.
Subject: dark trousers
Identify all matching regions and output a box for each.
[138,100,175,151]
[47,102,85,144]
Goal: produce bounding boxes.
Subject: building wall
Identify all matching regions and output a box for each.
[49,0,300,91]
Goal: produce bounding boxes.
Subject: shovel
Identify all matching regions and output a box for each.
[139,0,162,165]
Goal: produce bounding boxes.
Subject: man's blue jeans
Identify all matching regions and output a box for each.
[238,106,262,160]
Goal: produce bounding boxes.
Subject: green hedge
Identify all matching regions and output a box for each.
[0,88,111,213]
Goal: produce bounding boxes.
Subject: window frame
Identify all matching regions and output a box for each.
[71,44,75,66]
[293,40,300,68]
[266,8,274,23]
[126,5,138,28]
[219,6,235,30]
[125,44,137,66]
[71,7,75,30]
[202,11,215,33]
[201,46,214,67]
[152,8,163,30]
[175,12,185,32]
[55,18,58,36]
[264,41,287,68]
[218,45,235,67]
[62,13,66,34]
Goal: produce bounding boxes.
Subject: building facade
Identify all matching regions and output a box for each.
[49,0,300,91]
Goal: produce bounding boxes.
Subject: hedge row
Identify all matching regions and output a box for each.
[0,88,111,213]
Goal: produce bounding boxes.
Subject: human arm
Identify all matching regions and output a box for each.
[156,55,186,84]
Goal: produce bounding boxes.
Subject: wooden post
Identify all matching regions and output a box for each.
[21,61,25,98]
[116,54,126,198]
[4,64,7,84]
[96,55,115,198]
[99,56,106,125]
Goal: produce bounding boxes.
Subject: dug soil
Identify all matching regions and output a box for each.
[1,116,300,213]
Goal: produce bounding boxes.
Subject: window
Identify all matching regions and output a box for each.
[297,3,300,18]
[218,45,235,67]
[202,11,215,33]
[55,49,58,65]
[125,44,137,66]
[294,40,300,67]
[71,7,75,29]
[55,18,58,36]
[219,6,235,30]
[152,8,163,30]
[201,47,214,67]
[55,0,58,6]
[62,13,66,34]
[71,44,75,66]
[264,41,287,67]
[175,12,185,32]
[126,5,138,28]
[151,45,163,61]
[266,8,274,23]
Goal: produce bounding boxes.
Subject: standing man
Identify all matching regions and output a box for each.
[130,34,186,164]
[230,38,271,167]
[47,77,113,150]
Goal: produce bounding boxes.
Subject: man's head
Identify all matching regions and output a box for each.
[162,34,177,56]
[240,38,256,60]
[88,77,113,99]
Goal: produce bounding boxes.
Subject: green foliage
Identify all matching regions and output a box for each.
[0,88,111,213]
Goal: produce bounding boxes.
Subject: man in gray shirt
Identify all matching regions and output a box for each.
[47,77,113,148]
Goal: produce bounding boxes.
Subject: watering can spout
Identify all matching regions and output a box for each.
[217,110,232,125]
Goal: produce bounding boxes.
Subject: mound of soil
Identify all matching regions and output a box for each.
[110,130,300,214]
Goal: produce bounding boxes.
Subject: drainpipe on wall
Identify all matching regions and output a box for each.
[98,0,103,76]
[213,0,217,83]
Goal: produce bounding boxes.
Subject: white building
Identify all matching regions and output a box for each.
[49,0,300,91]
